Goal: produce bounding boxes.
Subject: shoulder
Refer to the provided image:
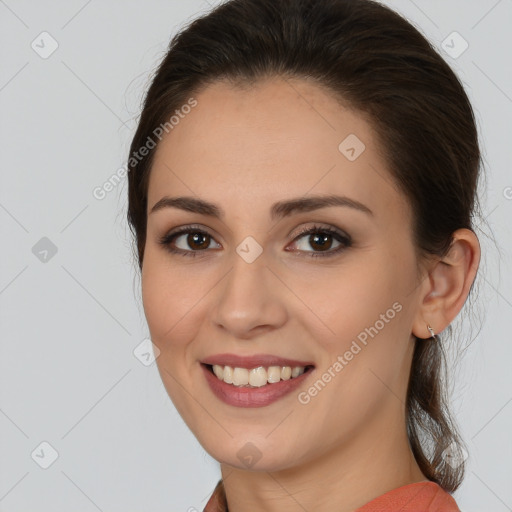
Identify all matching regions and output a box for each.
[355,480,460,512]
[203,479,227,512]
[203,479,460,512]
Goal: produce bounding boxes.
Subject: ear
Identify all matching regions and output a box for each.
[412,228,481,339]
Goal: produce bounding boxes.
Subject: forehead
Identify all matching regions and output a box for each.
[147,77,407,222]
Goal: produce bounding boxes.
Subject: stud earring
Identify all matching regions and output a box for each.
[427,324,437,340]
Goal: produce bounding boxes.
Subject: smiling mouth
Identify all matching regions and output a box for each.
[204,363,315,388]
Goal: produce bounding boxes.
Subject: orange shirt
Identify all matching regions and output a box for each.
[203,479,460,512]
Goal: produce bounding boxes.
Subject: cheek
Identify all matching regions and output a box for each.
[141,260,170,344]
[295,255,414,401]
[141,253,205,417]
[141,251,199,352]
[295,261,405,347]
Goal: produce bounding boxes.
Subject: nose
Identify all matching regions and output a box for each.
[212,253,288,340]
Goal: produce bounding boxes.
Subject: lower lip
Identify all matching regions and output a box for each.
[201,364,313,408]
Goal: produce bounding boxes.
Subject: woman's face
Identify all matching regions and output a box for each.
[142,77,425,471]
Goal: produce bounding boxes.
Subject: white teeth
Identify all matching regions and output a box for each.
[249,367,268,387]
[267,366,281,383]
[281,366,291,380]
[223,365,233,384]
[211,364,308,387]
[291,366,305,378]
[232,367,249,386]
[213,365,224,380]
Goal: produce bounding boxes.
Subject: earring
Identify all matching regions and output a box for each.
[427,324,437,340]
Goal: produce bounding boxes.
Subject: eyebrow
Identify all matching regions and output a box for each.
[149,194,373,220]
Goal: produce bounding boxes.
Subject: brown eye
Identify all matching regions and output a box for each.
[159,226,221,257]
[290,225,352,258]
[159,224,351,259]
[306,232,335,251]
[182,232,211,250]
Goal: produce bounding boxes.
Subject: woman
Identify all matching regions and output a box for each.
[126,0,481,510]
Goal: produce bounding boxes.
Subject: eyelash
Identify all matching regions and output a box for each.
[158,223,352,259]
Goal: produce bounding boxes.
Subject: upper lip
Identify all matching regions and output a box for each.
[201,353,314,369]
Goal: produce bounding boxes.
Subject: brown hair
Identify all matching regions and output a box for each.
[127,0,481,492]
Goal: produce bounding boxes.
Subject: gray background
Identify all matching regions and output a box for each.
[1,0,511,510]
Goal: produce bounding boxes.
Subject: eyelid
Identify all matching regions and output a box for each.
[165,223,216,239]
[159,224,221,251]
[159,222,352,258]
[164,222,350,241]
[286,224,352,257]
[290,223,351,242]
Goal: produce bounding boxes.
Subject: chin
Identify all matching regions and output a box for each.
[197,435,304,472]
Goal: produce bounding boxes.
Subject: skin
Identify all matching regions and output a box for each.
[141,77,480,512]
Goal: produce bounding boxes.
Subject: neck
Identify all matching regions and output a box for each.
[220,405,426,512]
